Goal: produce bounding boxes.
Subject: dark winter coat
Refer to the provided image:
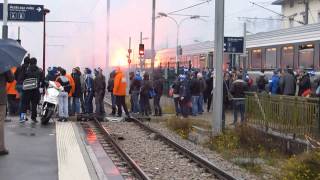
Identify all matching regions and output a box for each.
[140,79,151,97]
[56,76,71,93]
[0,70,14,105]
[15,63,29,85]
[21,65,44,90]
[298,74,311,96]
[230,79,248,99]
[71,72,82,98]
[205,78,213,96]
[199,78,207,94]
[153,78,164,96]
[130,76,142,93]
[94,74,106,98]
[256,75,268,92]
[190,77,201,96]
[280,72,295,95]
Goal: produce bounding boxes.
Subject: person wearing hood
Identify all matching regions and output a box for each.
[71,67,82,115]
[45,67,59,87]
[94,68,106,118]
[107,70,117,115]
[130,71,142,114]
[269,69,281,95]
[113,67,130,117]
[15,57,30,119]
[20,58,44,123]
[84,68,94,114]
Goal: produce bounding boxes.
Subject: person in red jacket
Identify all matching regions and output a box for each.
[113,67,130,118]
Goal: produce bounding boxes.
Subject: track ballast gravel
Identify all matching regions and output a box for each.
[102,121,218,180]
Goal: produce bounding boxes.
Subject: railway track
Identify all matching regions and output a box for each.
[100,100,238,180]
[81,121,150,180]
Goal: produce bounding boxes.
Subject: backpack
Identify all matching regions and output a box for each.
[23,78,38,90]
[58,76,71,93]
[22,66,39,90]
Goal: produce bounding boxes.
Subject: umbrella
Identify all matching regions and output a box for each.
[0,39,27,74]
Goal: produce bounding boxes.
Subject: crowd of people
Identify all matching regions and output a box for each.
[108,70,165,118]
[5,56,108,123]
[5,55,320,126]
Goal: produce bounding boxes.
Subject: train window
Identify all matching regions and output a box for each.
[251,49,262,69]
[281,46,294,68]
[299,44,314,69]
[266,48,277,69]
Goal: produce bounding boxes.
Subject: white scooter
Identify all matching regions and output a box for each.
[41,81,63,125]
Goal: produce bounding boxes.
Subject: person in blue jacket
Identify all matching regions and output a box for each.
[269,69,280,95]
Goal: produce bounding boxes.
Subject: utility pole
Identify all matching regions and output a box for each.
[213,0,224,135]
[128,37,132,71]
[140,32,143,71]
[17,26,21,44]
[243,22,247,70]
[151,0,156,76]
[43,8,50,73]
[304,0,309,25]
[106,0,110,76]
[2,0,8,39]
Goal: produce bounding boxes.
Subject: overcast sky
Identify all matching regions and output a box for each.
[0,0,281,71]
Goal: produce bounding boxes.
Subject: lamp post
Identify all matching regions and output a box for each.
[158,13,202,74]
[43,8,50,73]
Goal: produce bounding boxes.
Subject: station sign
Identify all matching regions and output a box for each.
[0,3,44,22]
[224,37,244,54]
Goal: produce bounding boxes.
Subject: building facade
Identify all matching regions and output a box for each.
[273,0,320,28]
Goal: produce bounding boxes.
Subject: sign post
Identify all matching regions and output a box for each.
[0,3,44,22]
[224,37,244,54]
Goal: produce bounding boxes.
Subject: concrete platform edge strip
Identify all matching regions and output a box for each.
[74,122,109,180]
[56,122,92,180]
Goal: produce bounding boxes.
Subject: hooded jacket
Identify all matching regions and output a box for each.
[66,73,75,97]
[113,69,126,96]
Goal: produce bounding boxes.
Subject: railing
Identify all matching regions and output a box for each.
[245,92,320,139]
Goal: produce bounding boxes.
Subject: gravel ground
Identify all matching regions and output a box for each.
[103,121,218,180]
[145,121,259,180]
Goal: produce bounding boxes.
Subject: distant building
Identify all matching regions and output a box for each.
[272,0,320,28]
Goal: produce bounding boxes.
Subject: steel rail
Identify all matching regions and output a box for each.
[93,118,151,180]
[129,117,238,180]
[104,98,237,180]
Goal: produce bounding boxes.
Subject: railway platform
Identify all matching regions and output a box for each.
[0,116,121,180]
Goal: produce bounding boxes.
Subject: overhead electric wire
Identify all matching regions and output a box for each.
[167,0,212,15]
[249,1,304,25]
[170,13,209,18]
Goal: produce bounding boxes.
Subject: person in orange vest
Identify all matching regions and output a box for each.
[113,67,130,118]
[6,67,19,116]
[66,71,75,116]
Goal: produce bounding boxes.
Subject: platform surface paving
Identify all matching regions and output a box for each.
[0,118,58,180]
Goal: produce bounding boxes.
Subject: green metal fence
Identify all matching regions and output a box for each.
[245,92,320,139]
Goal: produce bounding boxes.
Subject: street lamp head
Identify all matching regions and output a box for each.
[44,8,50,15]
[158,12,168,17]
[190,15,200,19]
